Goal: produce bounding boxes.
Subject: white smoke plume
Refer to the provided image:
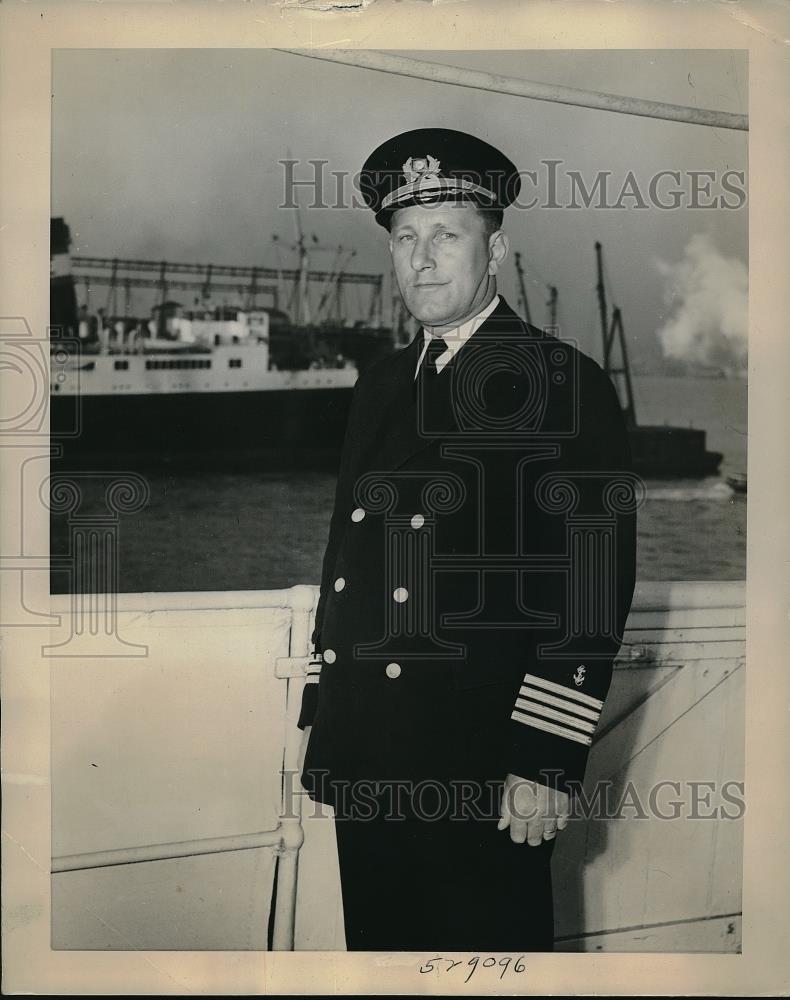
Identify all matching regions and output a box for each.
[654,234,747,370]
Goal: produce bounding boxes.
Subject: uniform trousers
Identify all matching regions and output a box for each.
[333,785,555,952]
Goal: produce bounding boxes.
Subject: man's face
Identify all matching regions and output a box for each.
[388,202,504,330]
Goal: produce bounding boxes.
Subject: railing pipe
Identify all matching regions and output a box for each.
[53,828,282,874]
[275,49,749,132]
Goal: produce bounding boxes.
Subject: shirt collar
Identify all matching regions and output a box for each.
[416,293,501,376]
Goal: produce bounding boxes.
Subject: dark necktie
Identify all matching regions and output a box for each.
[413,334,447,402]
[420,335,448,379]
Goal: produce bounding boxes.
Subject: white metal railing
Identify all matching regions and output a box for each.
[49,584,316,951]
[50,578,745,951]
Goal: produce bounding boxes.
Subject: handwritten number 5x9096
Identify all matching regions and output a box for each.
[418,955,527,981]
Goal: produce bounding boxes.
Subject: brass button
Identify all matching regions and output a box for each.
[393,587,409,603]
[351,507,366,523]
[334,577,346,592]
[385,663,402,679]
[323,649,336,664]
[410,514,425,529]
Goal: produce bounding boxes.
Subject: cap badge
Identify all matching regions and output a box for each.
[573,665,586,687]
[402,154,441,184]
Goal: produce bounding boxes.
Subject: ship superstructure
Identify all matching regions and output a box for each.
[49,218,392,468]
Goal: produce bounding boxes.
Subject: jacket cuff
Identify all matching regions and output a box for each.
[508,725,591,797]
[507,670,606,796]
[296,652,322,730]
[297,685,318,730]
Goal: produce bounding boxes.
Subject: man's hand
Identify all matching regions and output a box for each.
[498,772,570,846]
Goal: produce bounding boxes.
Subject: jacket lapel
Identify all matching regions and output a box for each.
[374,295,534,475]
[356,330,424,474]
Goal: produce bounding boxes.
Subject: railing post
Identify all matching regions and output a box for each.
[271,584,316,949]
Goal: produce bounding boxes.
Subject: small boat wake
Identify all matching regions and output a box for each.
[647,480,740,502]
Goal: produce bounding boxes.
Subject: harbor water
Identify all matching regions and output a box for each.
[50,374,747,594]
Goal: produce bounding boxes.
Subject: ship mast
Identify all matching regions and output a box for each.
[333,249,356,325]
[513,252,533,326]
[292,195,311,326]
[595,242,609,368]
[317,245,345,323]
[546,285,558,331]
[595,241,637,428]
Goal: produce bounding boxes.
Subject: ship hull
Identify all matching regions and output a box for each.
[50,386,354,471]
[627,425,723,479]
[51,394,724,478]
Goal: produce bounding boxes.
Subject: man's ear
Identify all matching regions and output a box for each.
[487,230,510,276]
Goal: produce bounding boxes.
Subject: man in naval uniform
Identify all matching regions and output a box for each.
[296,128,638,952]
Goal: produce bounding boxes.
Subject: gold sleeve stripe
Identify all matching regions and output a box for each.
[519,685,600,721]
[522,671,604,710]
[510,709,593,746]
[514,697,597,734]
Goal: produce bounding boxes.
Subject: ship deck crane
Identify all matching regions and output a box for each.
[595,241,637,429]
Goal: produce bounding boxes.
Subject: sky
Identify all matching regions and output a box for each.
[52,48,748,370]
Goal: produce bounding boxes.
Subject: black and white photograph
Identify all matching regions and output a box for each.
[2,1,789,995]
[47,42,747,951]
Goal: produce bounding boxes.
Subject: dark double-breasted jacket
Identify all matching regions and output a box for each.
[298,295,638,808]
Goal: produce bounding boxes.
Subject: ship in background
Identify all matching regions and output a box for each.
[49,217,399,469]
[52,218,727,478]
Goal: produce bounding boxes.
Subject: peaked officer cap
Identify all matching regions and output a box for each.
[359,127,521,229]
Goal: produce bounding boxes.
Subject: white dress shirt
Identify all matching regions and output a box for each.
[414,293,501,379]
